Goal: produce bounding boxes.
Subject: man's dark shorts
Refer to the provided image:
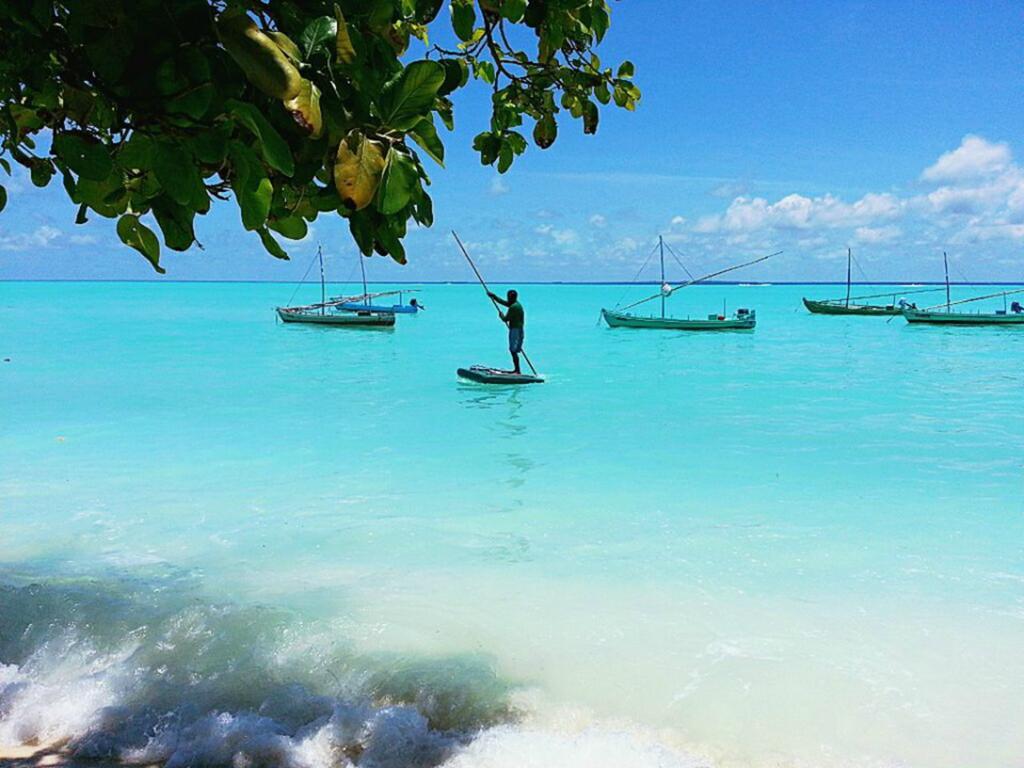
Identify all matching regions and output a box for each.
[508,328,524,354]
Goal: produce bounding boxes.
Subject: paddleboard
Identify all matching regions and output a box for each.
[457,365,545,385]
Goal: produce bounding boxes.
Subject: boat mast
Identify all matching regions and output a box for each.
[943,251,951,310]
[659,235,666,319]
[845,247,852,308]
[318,245,325,315]
[359,253,369,304]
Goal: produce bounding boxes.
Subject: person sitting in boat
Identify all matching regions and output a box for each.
[487,289,525,374]
[409,297,425,311]
[1011,301,1023,314]
[898,298,918,310]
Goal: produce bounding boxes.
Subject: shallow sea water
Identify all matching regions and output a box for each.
[2,281,1023,767]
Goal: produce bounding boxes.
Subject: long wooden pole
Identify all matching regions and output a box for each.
[452,231,538,376]
[922,286,1024,311]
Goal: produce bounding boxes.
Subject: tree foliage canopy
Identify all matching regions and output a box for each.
[0,0,639,272]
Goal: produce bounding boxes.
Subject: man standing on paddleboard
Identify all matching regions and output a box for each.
[488,289,525,374]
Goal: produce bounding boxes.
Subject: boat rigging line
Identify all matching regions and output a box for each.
[619,250,782,312]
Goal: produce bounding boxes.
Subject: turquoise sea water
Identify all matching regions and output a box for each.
[2,280,1023,768]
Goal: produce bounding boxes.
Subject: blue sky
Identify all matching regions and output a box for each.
[2,0,1023,282]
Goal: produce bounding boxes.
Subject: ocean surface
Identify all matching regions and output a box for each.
[2,280,1023,768]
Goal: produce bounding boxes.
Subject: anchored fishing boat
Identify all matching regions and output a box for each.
[276,247,409,327]
[601,236,775,331]
[902,253,1024,326]
[803,248,940,315]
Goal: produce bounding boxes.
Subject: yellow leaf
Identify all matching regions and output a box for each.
[334,130,385,210]
[334,5,356,64]
[284,79,323,138]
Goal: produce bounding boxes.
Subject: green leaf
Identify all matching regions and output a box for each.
[192,129,228,165]
[269,214,308,239]
[334,5,356,63]
[473,60,495,84]
[226,99,295,176]
[152,141,203,207]
[152,197,196,251]
[0,184,6,214]
[451,0,476,42]
[378,60,445,131]
[533,114,557,148]
[257,227,289,259]
[166,83,215,120]
[617,60,634,78]
[300,15,337,58]
[117,134,154,171]
[377,148,420,215]
[438,58,469,96]
[591,2,610,41]
[582,100,599,134]
[240,177,273,230]
[52,133,112,181]
[117,214,164,274]
[409,118,445,166]
[500,0,527,22]
[30,160,54,187]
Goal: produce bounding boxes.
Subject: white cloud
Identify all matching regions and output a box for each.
[589,214,607,228]
[490,176,508,196]
[535,224,578,245]
[0,224,61,251]
[921,135,1011,183]
[688,135,1024,256]
[854,225,902,244]
[70,234,98,245]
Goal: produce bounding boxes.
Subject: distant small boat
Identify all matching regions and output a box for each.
[803,248,939,316]
[902,252,1024,326]
[276,247,409,328]
[601,236,776,332]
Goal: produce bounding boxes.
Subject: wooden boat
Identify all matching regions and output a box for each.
[333,290,422,314]
[901,253,1024,326]
[601,236,776,331]
[457,365,544,384]
[276,246,401,328]
[802,248,939,315]
[276,306,395,326]
[802,297,900,316]
[602,307,755,330]
[903,307,1024,325]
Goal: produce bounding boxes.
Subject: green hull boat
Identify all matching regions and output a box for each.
[902,308,1024,325]
[802,298,899,316]
[602,307,755,330]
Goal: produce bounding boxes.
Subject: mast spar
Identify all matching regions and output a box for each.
[659,235,666,319]
[845,247,852,308]
[318,245,325,315]
[359,253,369,303]
[943,251,951,310]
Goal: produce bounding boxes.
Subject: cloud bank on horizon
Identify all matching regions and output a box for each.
[2,134,1023,282]
[679,135,1022,262]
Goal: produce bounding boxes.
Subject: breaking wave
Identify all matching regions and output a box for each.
[0,569,704,768]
